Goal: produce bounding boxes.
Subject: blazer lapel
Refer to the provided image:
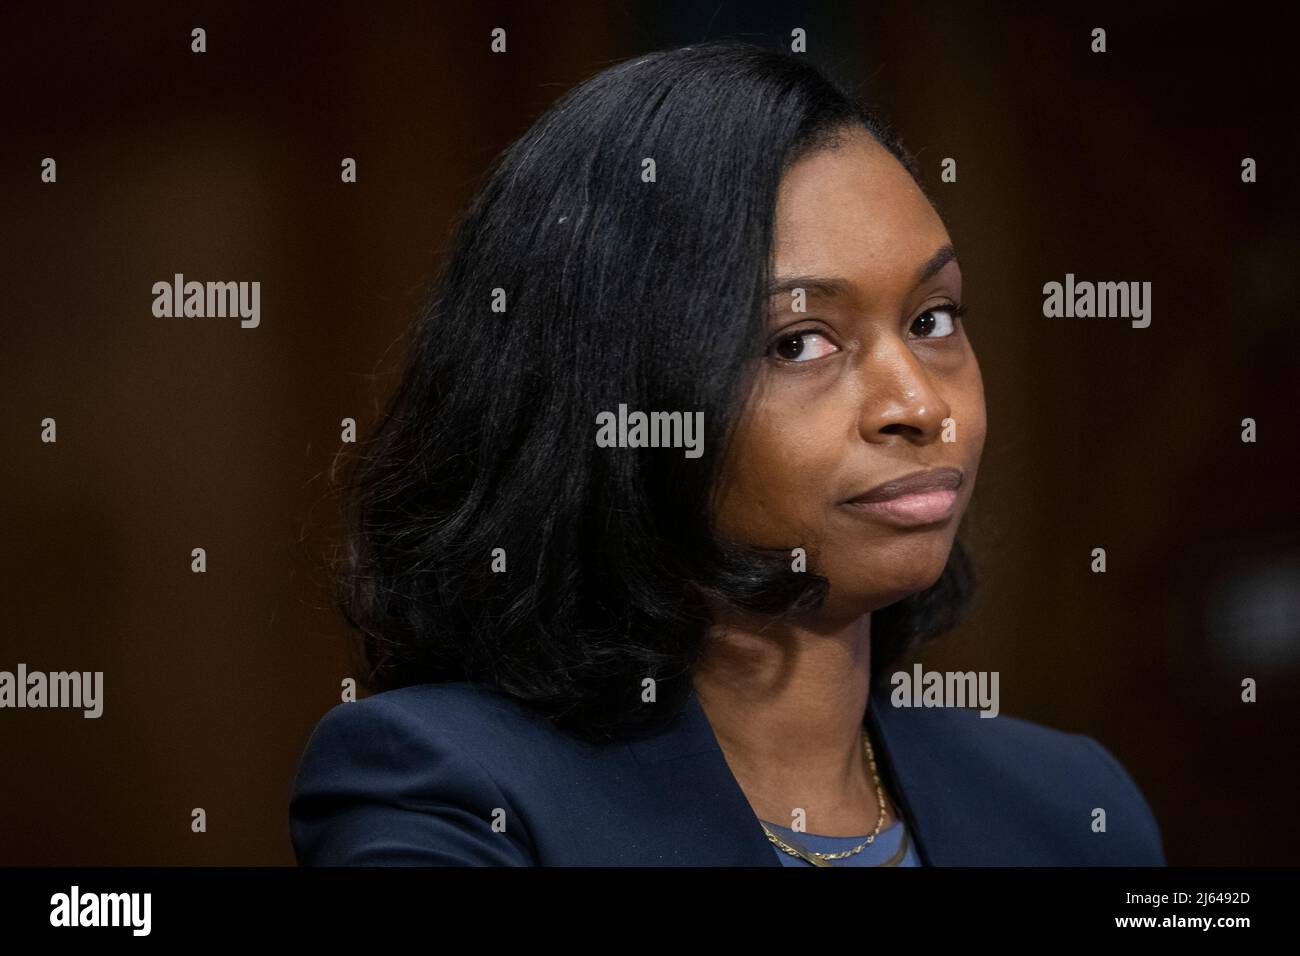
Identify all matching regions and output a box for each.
[624,686,780,865]
[864,682,939,865]
[624,683,947,866]
[866,684,1010,866]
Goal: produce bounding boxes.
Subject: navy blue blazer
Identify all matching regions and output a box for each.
[289,680,1166,866]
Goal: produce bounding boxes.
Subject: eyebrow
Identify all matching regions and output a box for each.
[766,243,959,301]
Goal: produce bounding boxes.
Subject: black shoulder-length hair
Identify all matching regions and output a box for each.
[333,40,976,744]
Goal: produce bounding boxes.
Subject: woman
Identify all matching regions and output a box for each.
[290,41,1165,867]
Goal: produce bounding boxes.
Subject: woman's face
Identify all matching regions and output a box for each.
[713,126,986,623]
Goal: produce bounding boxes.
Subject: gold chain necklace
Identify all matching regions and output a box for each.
[759,729,889,866]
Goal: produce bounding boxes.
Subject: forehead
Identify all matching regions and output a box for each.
[772,130,950,296]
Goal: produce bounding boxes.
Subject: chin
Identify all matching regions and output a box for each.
[827,562,952,616]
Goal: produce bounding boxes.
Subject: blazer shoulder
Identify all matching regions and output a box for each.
[338,680,549,737]
[1070,730,1167,861]
[289,682,544,866]
[887,703,1166,864]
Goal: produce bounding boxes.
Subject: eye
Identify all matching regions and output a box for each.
[767,329,840,363]
[910,303,966,339]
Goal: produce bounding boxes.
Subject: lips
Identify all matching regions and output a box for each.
[843,467,964,504]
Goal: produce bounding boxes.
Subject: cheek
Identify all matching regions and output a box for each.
[951,361,987,463]
[713,397,842,548]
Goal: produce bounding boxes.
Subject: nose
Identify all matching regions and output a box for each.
[855,339,952,443]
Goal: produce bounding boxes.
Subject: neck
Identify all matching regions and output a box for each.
[691,608,892,836]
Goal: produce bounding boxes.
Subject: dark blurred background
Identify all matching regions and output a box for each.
[2,0,1296,865]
